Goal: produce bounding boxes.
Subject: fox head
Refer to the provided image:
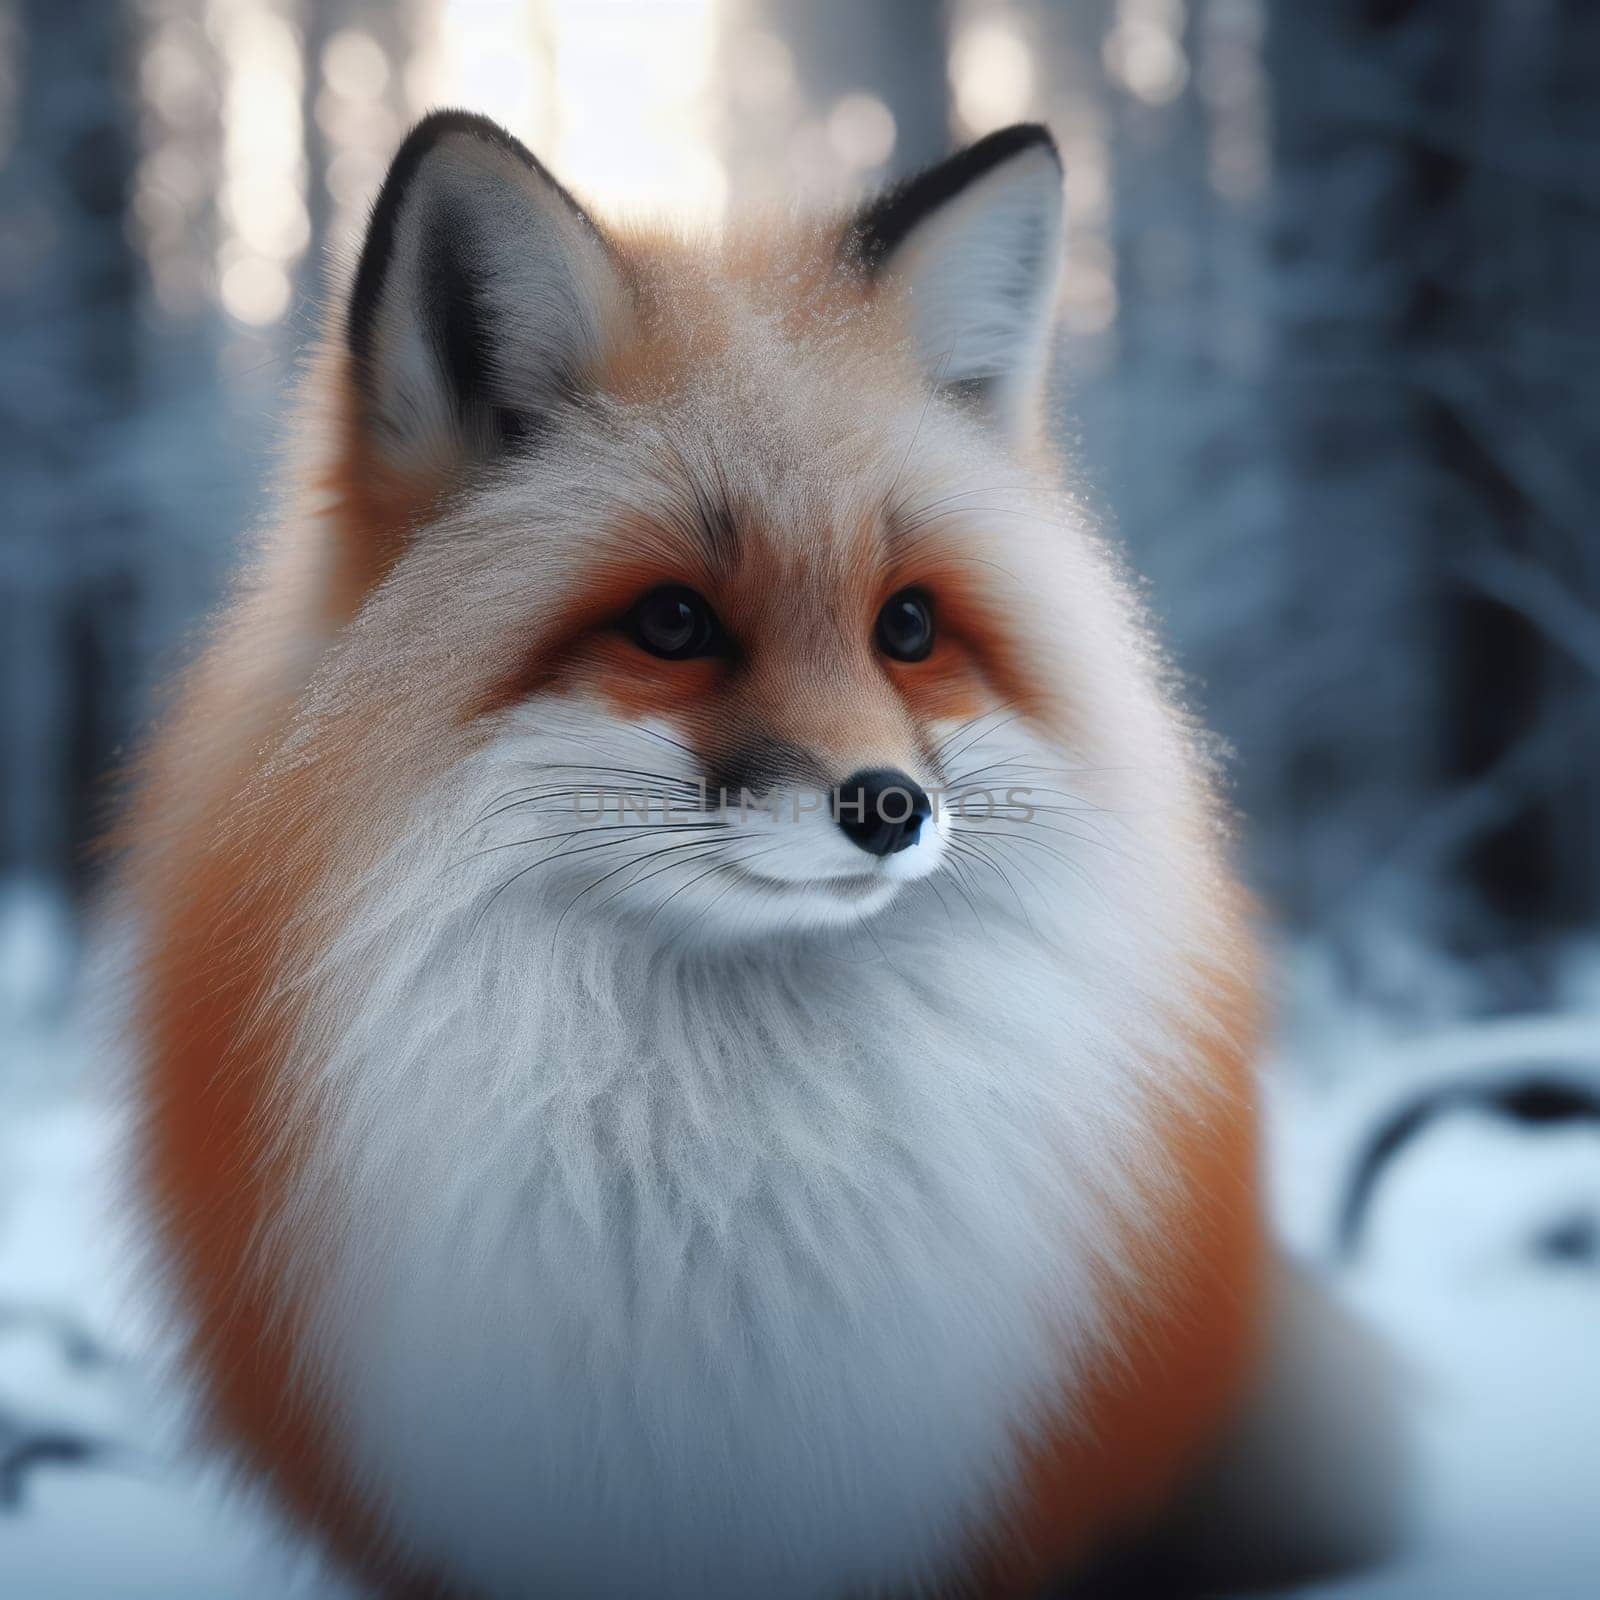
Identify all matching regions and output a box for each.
[280,110,1206,946]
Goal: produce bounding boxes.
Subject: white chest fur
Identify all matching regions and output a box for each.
[278,780,1190,1599]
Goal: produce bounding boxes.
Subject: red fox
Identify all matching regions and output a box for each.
[126,114,1399,1597]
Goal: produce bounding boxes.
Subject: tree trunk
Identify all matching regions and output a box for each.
[0,0,142,893]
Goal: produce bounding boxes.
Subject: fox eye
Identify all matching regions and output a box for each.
[627,585,725,660]
[875,589,935,663]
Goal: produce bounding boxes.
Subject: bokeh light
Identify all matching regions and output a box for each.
[949,14,1033,136]
[1104,0,1191,107]
[827,92,896,171]
[211,0,308,326]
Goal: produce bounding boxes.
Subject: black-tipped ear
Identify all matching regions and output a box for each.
[348,111,629,466]
[841,124,1064,440]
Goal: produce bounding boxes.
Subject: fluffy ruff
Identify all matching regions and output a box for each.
[260,704,1231,1599]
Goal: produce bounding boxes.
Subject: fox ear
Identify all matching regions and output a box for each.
[842,124,1064,442]
[347,111,629,468]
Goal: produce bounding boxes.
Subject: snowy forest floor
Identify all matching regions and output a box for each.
[2,942,1598,1596]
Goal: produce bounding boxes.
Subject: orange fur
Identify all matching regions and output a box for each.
[478,507,1016,784]
[971,956,1265,1594]
[132,648,440,1594]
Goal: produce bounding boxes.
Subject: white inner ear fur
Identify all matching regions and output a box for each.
[878,144,1065,441]
[364,132,628,467]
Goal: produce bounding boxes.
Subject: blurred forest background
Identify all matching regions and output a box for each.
[3,6,1600,1590]
[3,0,1599,1041]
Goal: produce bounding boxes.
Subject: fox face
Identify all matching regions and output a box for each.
[302,113,1174,942]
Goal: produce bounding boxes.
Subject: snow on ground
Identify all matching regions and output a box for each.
[1269,1017,1600,1599]
[0,880,349,1598]
[2,918,1597,1595]
[0,1071,347,1597]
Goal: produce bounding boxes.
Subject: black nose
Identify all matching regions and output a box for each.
[834,769,932,857]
